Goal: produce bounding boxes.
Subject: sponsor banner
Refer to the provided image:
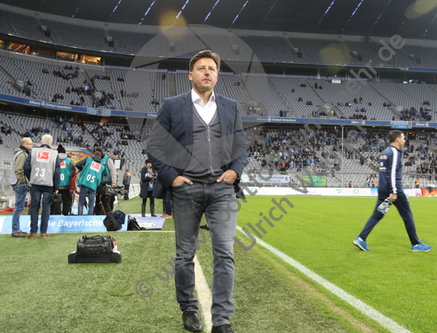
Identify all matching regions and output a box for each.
[0,215,128,234]
[0,92,156,119]
[128,214,165,230]
[302,175,327,187]
[240,115,437,127]
[242,187,422,196]
[241,174,290,184]
[391,121,412,129]
[86,107,111,117]
[420,188,437,197]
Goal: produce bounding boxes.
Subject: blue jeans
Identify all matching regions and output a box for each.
[172,181,237,326]
[12,184,28,233]
[78,185,96,215]
[30,186,52,234]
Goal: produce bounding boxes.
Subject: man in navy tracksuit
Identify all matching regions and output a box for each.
[353,130,432,252]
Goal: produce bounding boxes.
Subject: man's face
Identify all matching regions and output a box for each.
[25,140,33,150]
[189,58,218,95]
[147,163,152,169]
[398,134,406,148]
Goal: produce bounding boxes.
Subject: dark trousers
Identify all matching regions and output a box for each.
[30,186,52,234]
[59,189,71,215]
[141,191,155,214]
[124,185,130,200]
[163,189,172,215]
[359,194,420,245]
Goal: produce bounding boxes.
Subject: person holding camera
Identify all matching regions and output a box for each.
[23,134,60,239]
[57,146,76,215]
[76,151,104,215]
[94,148,116,215]
[140,160,157,217]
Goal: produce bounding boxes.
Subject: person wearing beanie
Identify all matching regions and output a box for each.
[58,152,76,215]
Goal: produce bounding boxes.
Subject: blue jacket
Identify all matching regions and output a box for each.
[148,91,248,193]
[378,145,403,198]
[24,144,61,191]
[140,166,155,198]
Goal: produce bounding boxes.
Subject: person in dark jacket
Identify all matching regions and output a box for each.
[23,134,60,239]
[122,169,131,200]
[353,130,432,252]
[56,145,76,215]
[9,137,33,237]
[140,160,157,217]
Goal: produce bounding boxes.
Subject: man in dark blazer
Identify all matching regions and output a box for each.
[148,50,247,333]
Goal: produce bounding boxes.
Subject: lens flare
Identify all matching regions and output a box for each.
[405,0,437,19]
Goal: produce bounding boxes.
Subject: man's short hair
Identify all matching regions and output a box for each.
[189,50,220,72]
[41,134,53,146]
[94,151,102,158]
[20,138,31,146]
[388,130,403,143]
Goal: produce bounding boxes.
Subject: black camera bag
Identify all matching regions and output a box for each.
[104,211,123,231]
[77,235,113,255]
[68,235,121,263]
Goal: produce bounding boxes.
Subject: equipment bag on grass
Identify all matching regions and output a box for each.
[103,210,125,231]
[68,235,121,263]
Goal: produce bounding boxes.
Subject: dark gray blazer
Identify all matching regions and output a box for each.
[148,91,248,192]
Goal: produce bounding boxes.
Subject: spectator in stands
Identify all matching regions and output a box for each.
[122,169,131,200]
[9,137,33,237]
[298,97,303,102]
[279,110,284,117]
[23,134,60,239]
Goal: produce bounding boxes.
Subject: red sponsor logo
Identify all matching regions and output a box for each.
[37,151,50,160]
[90,161,101,172]
[60,161,66,168]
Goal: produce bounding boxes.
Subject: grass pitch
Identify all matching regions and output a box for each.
[2,195,433,332]
[238,196,437,333]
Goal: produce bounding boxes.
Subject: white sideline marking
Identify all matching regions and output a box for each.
[194,255,213,332]
[236,226,412,333]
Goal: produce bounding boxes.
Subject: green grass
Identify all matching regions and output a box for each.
[3,195,430,332]
[238,196,437,333]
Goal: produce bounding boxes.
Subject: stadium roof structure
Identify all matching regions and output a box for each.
[3,0,437,40]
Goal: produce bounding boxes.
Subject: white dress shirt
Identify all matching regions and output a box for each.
[191,89,217,125]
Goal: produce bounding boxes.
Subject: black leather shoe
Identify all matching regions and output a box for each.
[182,311,202,332]
[211,324,235,333]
